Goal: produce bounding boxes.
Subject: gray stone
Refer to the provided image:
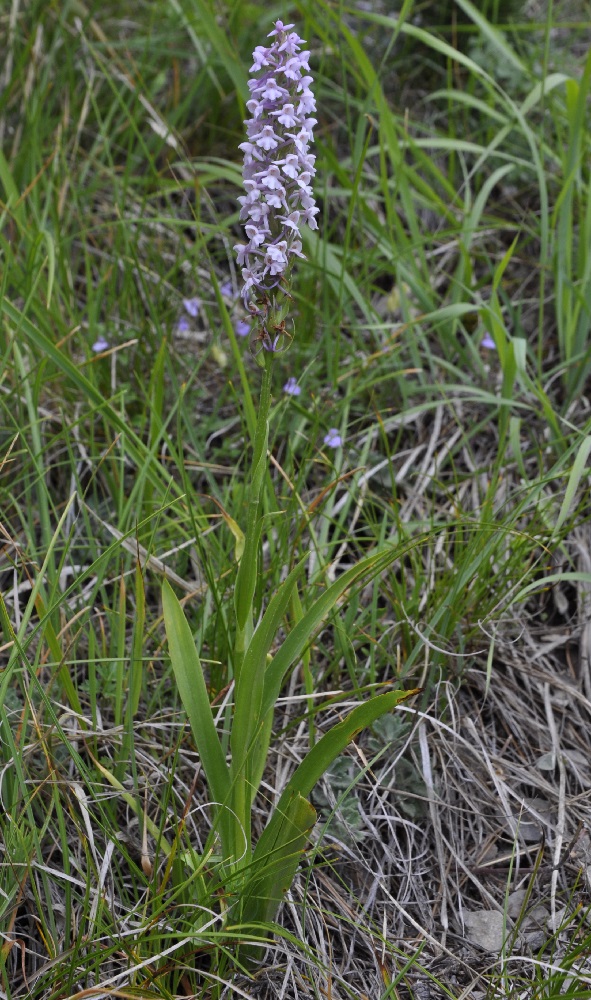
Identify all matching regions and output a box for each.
[463,910,508,953]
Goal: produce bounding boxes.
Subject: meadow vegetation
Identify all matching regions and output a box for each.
[1,1,591,997]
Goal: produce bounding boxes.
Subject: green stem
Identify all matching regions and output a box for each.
[234,353,273,678]
[231,351,274,867]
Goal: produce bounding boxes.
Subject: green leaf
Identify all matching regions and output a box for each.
[225,513,245,563]
[230,559,306,786]
[554,435,591,533]
[261,548,399,720]
[0,147,23,226]
[240,792,316,934]
[253,690,415,868]
[162,580,231,848]
[463,164,514,250]
[171,0,249,102]
[33,592,84,718]
[130,561,146,717]
[453,0,525,75]
[514,571,591,603]
[41,228,56,308]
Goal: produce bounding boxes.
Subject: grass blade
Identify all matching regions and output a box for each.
[554,435,591,532]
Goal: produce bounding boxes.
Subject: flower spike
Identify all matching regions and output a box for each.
[236,20,317,342]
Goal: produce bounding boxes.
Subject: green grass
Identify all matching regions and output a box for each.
[1,0,591,996]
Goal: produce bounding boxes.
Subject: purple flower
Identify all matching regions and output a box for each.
[92,336,109,353]
[241,267,259,296]
[220,281,234,298]
[283,376,301,396]
[268,20,295,36]
[264,243,288,275]
[323,428,342,448]
[261,332,283,352]
[481,332,496,350]
[236,20,317,313]
[182,296,201,318]
[251,45,272,72]
[234,319,251,338]
[255,125,281,150]
[177,315,191,334]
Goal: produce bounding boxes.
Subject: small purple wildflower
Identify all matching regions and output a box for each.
[220,281,234,298]
[177,315,191,334]
[92,336,109,353]
[234,319,251,338]
[283,376,301,396]
[481,332,496,350]
[183,296,201,318]
[235,20,317,314]
[323,428,342,448]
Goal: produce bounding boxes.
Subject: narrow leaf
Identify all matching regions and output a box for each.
[261,548,399,719]
[162,580,230,811]
[130,561,146,717]
[454,0,525,74]
[231,559,305,779]
[34,593,84,718]
[556,439,591,532]
[240,792,316,930]
[514,571,591,603]
[41,228,56,307]
[254,690,416,866]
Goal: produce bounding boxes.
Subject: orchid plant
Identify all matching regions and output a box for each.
[162,20,413,960]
